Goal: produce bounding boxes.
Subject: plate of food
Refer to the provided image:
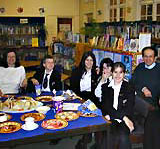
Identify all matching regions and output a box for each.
[0,121,22,133]
[35,96,53,102]
[55,111,79,121]
[78,112,97,117]
[17,96,33,100]
[41,119,68,130]
[0,97,43,113]
[21,113,45,121]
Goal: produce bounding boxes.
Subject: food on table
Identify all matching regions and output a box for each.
[78,112,97,117]
[21,113,45,121]
[17,96,33,100]
[36,106,50,114]
[0,121,22,133]
[41,119,68,129]
[55,111,79,121]
[0,97,40,112]
[36,96,53,102]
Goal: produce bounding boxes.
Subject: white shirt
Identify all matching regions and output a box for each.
[145,62,156,69]
[108,80,123,123]
[108,80,122,110]
[80,70,91,92]
[41,70,53,92]
[95,76,112,102]
[0,66,26,94]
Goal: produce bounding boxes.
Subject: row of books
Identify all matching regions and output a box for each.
[105,24,160,39]
[91,35,139,52]
[0,24,40,35]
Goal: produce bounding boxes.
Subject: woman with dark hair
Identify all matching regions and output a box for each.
[101,62,135,149]
[70,51,98,101]
[0,49,27,94]
[95,58,113,107]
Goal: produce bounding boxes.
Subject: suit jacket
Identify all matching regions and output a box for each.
[28,67,62,93]
[101,80,135,120]
[70,67,98,100]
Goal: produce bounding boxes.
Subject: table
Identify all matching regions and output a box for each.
[0,93,111,148]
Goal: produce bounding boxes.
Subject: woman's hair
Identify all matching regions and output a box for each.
[111,62,126,73]
[2,49,20,68]
[79,51,96,74]
[99,58,113,76]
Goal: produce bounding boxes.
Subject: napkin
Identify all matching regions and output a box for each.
[78,99,102,116]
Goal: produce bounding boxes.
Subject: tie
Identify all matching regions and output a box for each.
[43,74,49,89]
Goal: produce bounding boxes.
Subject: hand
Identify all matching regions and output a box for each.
[101,71,110,83]
[21,79,27,88]
[31,78,39,85]
[0,89,3,97]
[105,115,110,120]
[142,87,152,97]
[123,116,134,132]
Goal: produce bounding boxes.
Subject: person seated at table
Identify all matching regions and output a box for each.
[27,55,62,93]
[0,49,27,94]
[94,57,113,108]
[101,62,135,149]
[70,51,98,102]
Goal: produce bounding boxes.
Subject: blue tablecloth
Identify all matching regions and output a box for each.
[0,92,107,142]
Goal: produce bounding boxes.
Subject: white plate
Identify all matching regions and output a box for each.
[22,123,39,131]
[1,101,43,113]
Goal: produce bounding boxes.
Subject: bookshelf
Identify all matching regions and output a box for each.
[0,17,45,47]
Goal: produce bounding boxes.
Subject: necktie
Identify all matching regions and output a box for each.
[43,74,49,89]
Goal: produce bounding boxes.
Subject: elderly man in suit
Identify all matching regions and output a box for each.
[28,55,62,93]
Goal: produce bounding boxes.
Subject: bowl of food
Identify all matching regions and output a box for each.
[36,106,50,114]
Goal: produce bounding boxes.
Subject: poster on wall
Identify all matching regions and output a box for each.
[113,53,122,63]
[121,55,132,80]
[104,51,114,61]
[139,33,151,52]
[92,49,104,66]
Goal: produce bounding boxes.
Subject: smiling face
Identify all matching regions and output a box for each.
[143,49,155,66]
[85,56,93,71]
[43,58,54,72]
[7,52,16,67]
[113,66,125,85]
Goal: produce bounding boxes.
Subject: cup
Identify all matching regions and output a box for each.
[54,100,63,113]
[0,113,7,122]
[25,117,35,128]
[35,85,41,96]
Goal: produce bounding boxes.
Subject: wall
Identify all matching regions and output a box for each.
[0,0,80,45]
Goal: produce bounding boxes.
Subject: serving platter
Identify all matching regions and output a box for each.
[0,99,43,113]
[41,119,68,130]
[21,113,45,121]
[55,111,79,121]
[35,96,53,102]
[0,121,22,133]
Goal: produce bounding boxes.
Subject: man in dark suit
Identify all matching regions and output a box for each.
[27,55,62,93]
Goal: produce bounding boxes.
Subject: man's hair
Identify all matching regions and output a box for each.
[43,55,54,64]
[142,46,158,57]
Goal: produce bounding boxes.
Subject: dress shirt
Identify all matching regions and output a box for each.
[108,80,123,123]
[41,70,53,92]
[80,70,91,92]
[95,76,112,102]
[145,62,156,69]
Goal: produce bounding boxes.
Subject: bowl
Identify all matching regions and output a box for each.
[36,106,50,114]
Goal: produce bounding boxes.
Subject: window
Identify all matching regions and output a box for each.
[120,7,126,21]
[110,0,117,22]
[141,4,153,20]
[157,4,160,21]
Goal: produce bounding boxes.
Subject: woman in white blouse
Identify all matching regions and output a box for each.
[70,51,98,101]
[101,62,135,149]
[0,50,27,94]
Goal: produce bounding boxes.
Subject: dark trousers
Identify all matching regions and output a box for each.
[108,120,131,149]
[144,110,160,149]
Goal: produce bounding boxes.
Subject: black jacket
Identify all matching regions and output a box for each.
[101,80,135,120]
[27,67,62,93]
